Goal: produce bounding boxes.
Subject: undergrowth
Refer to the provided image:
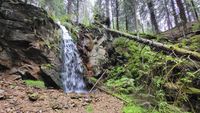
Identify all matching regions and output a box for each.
[104,37,199,113]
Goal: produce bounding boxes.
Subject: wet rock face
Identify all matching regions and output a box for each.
[0,0,61,88]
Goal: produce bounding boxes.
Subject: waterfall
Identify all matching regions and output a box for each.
[59,24,86,93]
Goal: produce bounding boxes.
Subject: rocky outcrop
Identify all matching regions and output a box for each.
[0,0,61,88]
[77,26,109,77]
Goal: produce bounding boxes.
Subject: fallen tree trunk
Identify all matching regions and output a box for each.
[104,27,200,61]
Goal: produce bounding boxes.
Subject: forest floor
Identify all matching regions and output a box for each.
[0,78,123,113]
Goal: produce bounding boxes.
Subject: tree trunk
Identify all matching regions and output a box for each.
[164,0,172,30]
[190,0,199,21]
[104,27,200,61]
[133,0,138,34]
[111,0,115,29]
[171,0,178,26]
[105,0,110,17]
[25,0,28,4]
[116,0,119,30]
[76,0,79,23]
[67,0,72,15]
[184,0,192,22]
[175,0,187,24]
[125,15,128,31]
[105,0,111,28]
[147,0,159,33]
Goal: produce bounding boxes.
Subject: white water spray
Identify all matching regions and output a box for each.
[59,23,86,93]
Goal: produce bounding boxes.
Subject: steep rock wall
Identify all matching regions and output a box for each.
[0,0,61,88]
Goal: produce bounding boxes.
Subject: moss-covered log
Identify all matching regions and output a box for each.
[104,28,200,61]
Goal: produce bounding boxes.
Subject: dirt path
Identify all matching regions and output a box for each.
[0,79,123,113]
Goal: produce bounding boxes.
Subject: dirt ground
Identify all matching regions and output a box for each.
[0,79,123,113]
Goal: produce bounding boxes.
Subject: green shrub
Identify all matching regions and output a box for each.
[106,36,198,112]
[106,77,135,94]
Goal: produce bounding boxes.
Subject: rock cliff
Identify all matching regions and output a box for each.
[0,0,61,88]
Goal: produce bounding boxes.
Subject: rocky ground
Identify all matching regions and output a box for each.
[0,78,123,113]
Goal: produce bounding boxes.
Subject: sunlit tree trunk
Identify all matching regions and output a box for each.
[111,0,115,29]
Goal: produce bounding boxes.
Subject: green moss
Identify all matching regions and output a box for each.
[24,80,46,89]
[41,63,53,70]
[177,35,200,52]
[123,104,146,113]
[190,35,200,52]
[85,104,94,113]
[105,36,199,112]
[192,22,200,31]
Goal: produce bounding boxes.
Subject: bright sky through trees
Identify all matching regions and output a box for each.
[89,0,96,6]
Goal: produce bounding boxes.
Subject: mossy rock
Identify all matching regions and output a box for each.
[28,93,39,101]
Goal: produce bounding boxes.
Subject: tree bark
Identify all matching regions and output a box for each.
[147,0,159,33]
[67,0,72,15]
[76,0,79,23]
[184,0,192,22]
[133,0,138,34]
[125,15,128,31]
[175,0,187,24]
[164,0,172,30]
[190,0,199,21]
[105,0,110,17]
[105,0,111,28]
[171,0,178,26]
[25,0,28,4]
[115,0,119,30]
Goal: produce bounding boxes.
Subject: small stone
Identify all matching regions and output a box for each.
[82,102,89,106]
[94,98,100,102]
[140,102,152,109]
[0,89,5,94]
[64,104,69,109]
[51,102,63,110]
[0,95,4,100]
[70,102,77,108]
[84,98,92,103]
[70,95,82,99]
[0,89,5,100]
[28,93,39,101]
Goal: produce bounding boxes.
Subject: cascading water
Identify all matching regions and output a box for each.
[59,23,86,93]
